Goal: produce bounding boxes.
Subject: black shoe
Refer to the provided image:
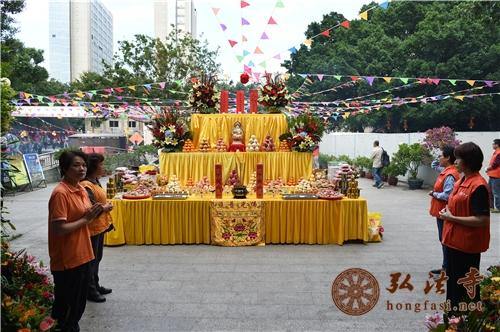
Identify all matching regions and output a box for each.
[430,269,442,275]
[87,292,106,303]
[98,286,112,295]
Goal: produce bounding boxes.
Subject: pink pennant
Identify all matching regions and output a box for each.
[244,64,252,74]
[418,78,427,84]
[317,74,324,81]
[253,72,261,81]
[220,23,227,31]
[273,54,281,60]
[242,35,248,42]
[228,40,238,47]
[49,96,57,102]
[240,0,250,8]
[159,82,166,90]
[261,32,269,40]
[340,20,350,29]
[268,16,277,24]
[254,47,263,54]
[212,8,220,15]
[430,78,440,85]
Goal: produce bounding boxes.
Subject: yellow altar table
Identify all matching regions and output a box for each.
[159,151,313,185]
[104,196,368,246]
[190,113,288,148]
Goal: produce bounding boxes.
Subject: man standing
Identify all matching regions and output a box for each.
[371,140,384,189]
[486,139,500,212]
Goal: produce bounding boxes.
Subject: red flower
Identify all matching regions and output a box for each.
[39,316,55,332]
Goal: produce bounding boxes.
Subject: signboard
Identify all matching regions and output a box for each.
[22,153,46,187]
[3,155,30,190]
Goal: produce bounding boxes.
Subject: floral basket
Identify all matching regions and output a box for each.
[258,74,291,113]
[147,108,192,153]
[188,74,220,114]
[283,113,325,152]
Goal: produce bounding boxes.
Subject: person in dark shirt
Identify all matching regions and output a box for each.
[486,139,500,212]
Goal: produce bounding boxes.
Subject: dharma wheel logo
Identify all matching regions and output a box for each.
[331,268,380,316]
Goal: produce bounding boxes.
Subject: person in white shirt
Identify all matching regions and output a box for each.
[371,140,384,189]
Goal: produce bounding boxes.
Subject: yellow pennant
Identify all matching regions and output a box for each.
[303,39,313,47]
[359,11,368,20]
[24,93,33,98]
[76,91,85,98]
[454,96,465,101]
[466,80,475,86]
[128,85,136,91]
[383,77,392,83]
[342,112,350,119]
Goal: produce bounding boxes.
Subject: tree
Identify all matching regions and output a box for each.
[284,1,500,132]
[0,0,25,42]
[1,79,15,135]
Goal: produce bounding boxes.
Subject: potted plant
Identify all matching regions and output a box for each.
[353,156,371,178]
[382,161,406,186]
[392,143,431,189]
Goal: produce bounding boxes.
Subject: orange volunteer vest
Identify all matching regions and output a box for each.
[81,180,112,236]
[486,149,500,178]
[429,165,460,217]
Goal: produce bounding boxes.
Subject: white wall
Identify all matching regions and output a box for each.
[319,132,500,185]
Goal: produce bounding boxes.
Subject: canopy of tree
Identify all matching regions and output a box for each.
[283,1,500,132]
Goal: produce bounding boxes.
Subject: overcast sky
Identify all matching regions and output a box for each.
[15,0,381,81]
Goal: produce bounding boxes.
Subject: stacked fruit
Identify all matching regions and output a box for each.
[182,139,195,152]
[260,135,276,152]
[198,137,211,152]
[279,140,290,152]
[247,135,260,152]
[215,137,227,152]
[226,169,240,186]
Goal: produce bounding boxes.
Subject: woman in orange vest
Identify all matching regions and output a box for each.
[81,153,114,303]
[49,151,103,331]
[486,138,500,212]
[428,146,460,276]
[439,142,490,311]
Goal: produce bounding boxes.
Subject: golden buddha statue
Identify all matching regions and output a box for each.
[229,121,246,152]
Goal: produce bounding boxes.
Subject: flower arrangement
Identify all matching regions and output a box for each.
[283,113,325,152]
[423,127,461,156]
[188,74,219,113]
[2,242,56,332]
[148,108,192,152]
[258,73,291,112]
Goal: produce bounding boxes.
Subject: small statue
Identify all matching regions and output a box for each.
[228,121,246,152]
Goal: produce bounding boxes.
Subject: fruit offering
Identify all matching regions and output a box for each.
[260,135,276,152]
[215,138,227,152]
[185,178,194,187]
[287,177,297,186]
[182,139,195,152]
[226,169,240,186]
[279,140,290,152]
[296,179,313,193]
[247,135,260,152]
[265,178,283,196]
[157,175,169,186]
[165,175,181,193]
[194,176,214,195]
[198,137,211,152]
[248,171,257,192]
[318,189,344,200]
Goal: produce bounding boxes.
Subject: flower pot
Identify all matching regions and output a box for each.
[359,170,366,178]
[388,176,398,186]
[408,178,424,190]
[366,172,373,179]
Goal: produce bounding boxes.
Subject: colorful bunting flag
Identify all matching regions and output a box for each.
[317,74,324,81]
[365,76,375,86]
[359,11,368,20]
[253,72,261,81]
[466,80,475,86]
[240,0,250,8]
[212,8,220,15]
[236,55,244,62]
[229,40,238,47]
[243,50,251,56]
[242,36,248,42]
[484,80,493,87]
[248,61,255,67]
[288,47,297,54]
[334,75,342,81]
[320,30,330,37]
[159,82,166,90]
[76,91,84,98]
[383,77,392,83]
[351,76,359,81]
[275,0,284,8]
[304,39,313,47]
[340,20,350,29]
[400,78,409,84]
[261,32,269,40]
[273,54,281,60]
[259,61,267,68]
[254,47,263,54]
[379,1,389,10]
[455,96,465,101]
[128,86,136,91]
[268,16,277,25]
[241,18,250,25]
[220,24,227,31]
[244,64,252,74]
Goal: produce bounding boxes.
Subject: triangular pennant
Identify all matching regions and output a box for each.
[254,46,263,54]
[340,20,350,29]
[212,8,220,15]
[359,11,368,20]
[320,30,330,37]
[240,0,250,8]
[253,72,261,81]
[144,84,152,90]
[317,74,324,81]
[243,50,251,56]
[248,61,255,67]
[220,23,227,31]
[383,77,392,83]
[484,80,493,87]
[261,32,269,40]
[273,54,281,60]
[288,47,297,54]
[275,0,284,8]
[128,85,136,91]
[114,87,124,93]
[243,64,252,74]
[447,79,455,86]
[268,16,277,25]
[241,17,250,25]
[454,96,465,101]
[350,76,359,81]
[49,96,57,102]
[236,55,244,62]
[76,91,85,98]
[24,93,32,98]
[228,40,238,47]
[379,1,389,10]
[258,61,267,68]
[298,74,307,79]
[365,76,375,86]
[400,78,409,84]
[159,82,166,90]
[466,80,475,86]
[334,75,342,81]
[242,35,248,42]
[431,78,440,85]
[342,112,350,119]
[303,39,313,47]
[418,78,427,84]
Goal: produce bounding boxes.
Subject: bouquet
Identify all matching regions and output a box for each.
[285,113,325,152]
[258,74,291,111]
[148,108,192,152]
[188,74,220,113]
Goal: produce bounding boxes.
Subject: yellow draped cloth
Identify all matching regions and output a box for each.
[190,113,288,148]
[104,196,368,246]
[159,151,313,185]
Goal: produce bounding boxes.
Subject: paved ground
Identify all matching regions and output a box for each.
[5,178,499,332]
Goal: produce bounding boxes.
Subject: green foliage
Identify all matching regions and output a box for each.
[392,143,431,179]
[0,0,25,42]
[382,160,407,177]
[103,144,158,172]
[1,80,16,135]
[352,156,372,170]
[284,1,500,132]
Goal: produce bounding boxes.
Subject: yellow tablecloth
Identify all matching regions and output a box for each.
[104,196,368,246]
[159,151,313,185]
[190,113,288,148]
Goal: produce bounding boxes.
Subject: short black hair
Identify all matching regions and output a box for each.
[441,145,456,164]
[374,140,379,146]
[494,139,500,146]
[86,153,105,177]
[59,150,88,177]
[454,142,483,172]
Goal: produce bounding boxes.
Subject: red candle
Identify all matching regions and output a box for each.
[256,163,263,199]
[215,164,223,199]
[236,90,245,113]
[220,90,228,113]
[249,89,258,113]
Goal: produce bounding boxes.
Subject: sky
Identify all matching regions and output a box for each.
[15,0,382,82]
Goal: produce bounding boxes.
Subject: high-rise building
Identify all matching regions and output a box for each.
[154,0,197,41]
[49,0,113,83]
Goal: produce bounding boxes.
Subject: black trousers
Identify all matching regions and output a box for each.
[445,246,481,311]
[52,262,90,332]
[88,232,105,295]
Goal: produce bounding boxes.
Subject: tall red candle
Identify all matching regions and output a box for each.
[215,164,223,199]
[236,90,245,113]
[220,90,228,113]
[249,89,258,113]
[256,163,263,199]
